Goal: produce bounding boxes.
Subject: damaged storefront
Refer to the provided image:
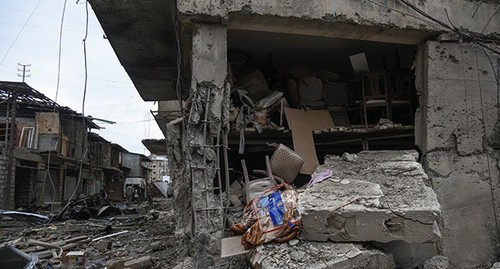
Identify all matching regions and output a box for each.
[88,0,500,268]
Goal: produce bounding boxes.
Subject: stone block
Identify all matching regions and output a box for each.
[249,241,395,269]
[95,240,112,252]
[107,259,125,269]
[300,150,441,244]
[123,256,152,269]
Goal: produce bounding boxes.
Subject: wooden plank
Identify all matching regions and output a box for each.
[35,112,60,134]
[221,236,249,258]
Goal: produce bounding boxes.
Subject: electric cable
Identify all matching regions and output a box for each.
[399,0,500,56]
[63,0,89,209]
[39,0,68,213]
[402,0,500,248]
[481,6,500,34]
[0,0,42,65]
[475,48,500,244]
[363,0,442,28]
[171,0,183,119]
[58,0,90,218]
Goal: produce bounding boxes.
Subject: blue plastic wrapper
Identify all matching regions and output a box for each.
[267,191,285,226]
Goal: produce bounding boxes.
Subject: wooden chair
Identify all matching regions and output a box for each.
[387,70,414,125]
[361,71,390,128]
[241,156,280,204]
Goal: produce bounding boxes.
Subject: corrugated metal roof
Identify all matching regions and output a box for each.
[0,81,100,129]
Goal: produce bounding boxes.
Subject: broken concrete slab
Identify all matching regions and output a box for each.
[123,256,152,269]
[249,241,395,269]
[423,255,449,269]
[221,236,249,258]
[300,150,441,244]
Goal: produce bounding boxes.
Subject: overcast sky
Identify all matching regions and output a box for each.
[0,0,163,154]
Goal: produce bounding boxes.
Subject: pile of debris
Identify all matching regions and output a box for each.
[0,198,187,268]
[219,148,444,268]
[249,241,395,269]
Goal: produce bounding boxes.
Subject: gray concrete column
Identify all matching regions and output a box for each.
[420,41,500,267]
[188,23,228,268]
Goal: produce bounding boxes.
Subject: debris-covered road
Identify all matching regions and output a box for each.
[0,198,188,268]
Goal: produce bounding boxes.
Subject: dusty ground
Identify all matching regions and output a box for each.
[0,198,189,268]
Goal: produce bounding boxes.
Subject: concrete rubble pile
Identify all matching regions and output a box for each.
[0,198,187,269]
[223,149,444,269]
[249,241,395,269]
[300,150,441,244]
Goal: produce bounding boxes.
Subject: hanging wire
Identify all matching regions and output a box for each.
[0,0,42,65]
[39,0,68,212]
[60,0,90,212]
[399,0,500,56]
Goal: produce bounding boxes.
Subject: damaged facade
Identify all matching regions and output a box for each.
[0,82,151,211]
[88,0,500,268]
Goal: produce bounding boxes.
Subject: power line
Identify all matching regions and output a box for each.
[399,0,500,56]
[481,6,500,34]
[0,4,101,28]
[39,0,68,212]
[0,34,27,64]
[0,0,42,65]
[363,0,441,27]
[57,0,91,220]
[54,0,68,104]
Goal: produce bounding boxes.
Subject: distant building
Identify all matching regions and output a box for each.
[143,154,169,182]
[0,81,99,209]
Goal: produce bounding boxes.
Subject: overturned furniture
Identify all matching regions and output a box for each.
[300,150,441,244]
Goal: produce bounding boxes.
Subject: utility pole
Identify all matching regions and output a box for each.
[17,63,31,82]
[5,90,17,209]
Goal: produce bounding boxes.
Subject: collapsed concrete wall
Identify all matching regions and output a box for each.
[416,41,500,267]
[299,150,441,244]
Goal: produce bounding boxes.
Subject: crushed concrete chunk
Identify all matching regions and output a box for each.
[423,255,449,269]
[249,241,395,269]
[172,257,194,269]
[300,150,441,244]
[491,262,500,269]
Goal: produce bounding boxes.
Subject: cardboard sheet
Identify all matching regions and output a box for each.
[221,236,249,258]
[284,108,334,174]
[291,121,319,174]
[284,108,334,131]
[349,53,370,73]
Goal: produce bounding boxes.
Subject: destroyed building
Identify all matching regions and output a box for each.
[0,82,148,210]
[88,0,500,268]
[0,81,100,210]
